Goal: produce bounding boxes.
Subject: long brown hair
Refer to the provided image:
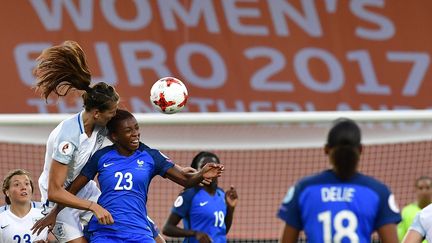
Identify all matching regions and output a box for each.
[34,40,119,112]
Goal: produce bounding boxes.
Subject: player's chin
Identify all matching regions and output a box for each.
[129,141,140,150]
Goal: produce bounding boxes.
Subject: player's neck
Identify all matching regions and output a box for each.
[417,199,431,209]
[9,201,31,218]
[204,186,216,195]
[82,111,95,137]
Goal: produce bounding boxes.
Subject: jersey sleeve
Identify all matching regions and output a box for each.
[148,149,175,177]
[80,152,100,180]
[277,184,303,230]
[409,212,426,237]
[374,187,402,229]
[171,188,197,218]
[51,126,78,165]
[147,216,160,238]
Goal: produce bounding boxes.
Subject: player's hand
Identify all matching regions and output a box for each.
[225,185,238,208]
[89,202,114,225]
[201,163,224,180]
[31,210,57,236]
[194,231,212,243]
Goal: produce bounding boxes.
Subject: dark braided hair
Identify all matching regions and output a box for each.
[106,109,135,135]
[326,118,362,180]
[34,40,119,112]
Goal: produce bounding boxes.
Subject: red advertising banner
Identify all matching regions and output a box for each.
[1,0,431,113]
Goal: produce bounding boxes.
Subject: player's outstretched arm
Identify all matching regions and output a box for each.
[279,224,299,243]
[162,213,212,243]
[377,224,399,243]
[165,163,224,188]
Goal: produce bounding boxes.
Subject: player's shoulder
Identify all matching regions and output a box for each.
[418,204,432,228]
[216,187,225,196]
[419,204,432,218]
[140,144,173,161]
[180,186,202,199]
[0,201,43,213]
[352,172,392,193]
[295,170,336,189]
[93,144,116,158]
[50,112,81,143]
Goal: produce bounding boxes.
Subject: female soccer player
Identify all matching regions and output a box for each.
[401,203,432,242]
[0,169,48,243]
[47,109,224,242]
[33,40,119,243]
[162,151,238,243]
[277,118,401,243]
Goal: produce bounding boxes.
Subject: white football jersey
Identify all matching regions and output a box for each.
[38,111,106,203]
[409,203,432,242]
[0,208,48,243]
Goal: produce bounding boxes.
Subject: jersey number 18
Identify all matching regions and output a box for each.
[318,210,359,243]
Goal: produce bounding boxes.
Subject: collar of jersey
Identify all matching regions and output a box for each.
[78,111,84,134]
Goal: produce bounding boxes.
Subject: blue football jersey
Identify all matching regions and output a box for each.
[80,142,174,238]
[172,187,227,243]
[278,170,401,243]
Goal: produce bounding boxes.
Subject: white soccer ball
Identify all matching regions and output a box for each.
[150,77,189,114]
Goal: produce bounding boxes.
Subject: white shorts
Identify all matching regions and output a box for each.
[50,180,101,243]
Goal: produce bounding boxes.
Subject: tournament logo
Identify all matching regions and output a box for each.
[282,186,295,203]
[174,196,183,207]
[58,141,73,156]
[388,194,400,213]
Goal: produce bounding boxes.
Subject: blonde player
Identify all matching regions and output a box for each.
[33,40,119,243]
[0,169,48,243]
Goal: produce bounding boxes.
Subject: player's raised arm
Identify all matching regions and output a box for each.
[165,162,224,188]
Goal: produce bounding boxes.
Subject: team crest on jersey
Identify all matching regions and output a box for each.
[96,132,105,145]
[53,222,66,239]
[58,141,73,156]
[174,196,183,207]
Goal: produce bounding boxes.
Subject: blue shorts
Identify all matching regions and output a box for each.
[91,231,155,243]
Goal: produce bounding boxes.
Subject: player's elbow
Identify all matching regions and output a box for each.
[47,183,63,203]
[162,225,171,236]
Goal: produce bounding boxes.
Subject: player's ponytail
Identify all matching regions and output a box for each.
[34,40,119,112]
[326,118,362,180]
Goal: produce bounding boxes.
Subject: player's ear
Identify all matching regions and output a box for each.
[94,109,100,120]
[111,133,118,142]
[324,145,330,155]
[358,145,363,154]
